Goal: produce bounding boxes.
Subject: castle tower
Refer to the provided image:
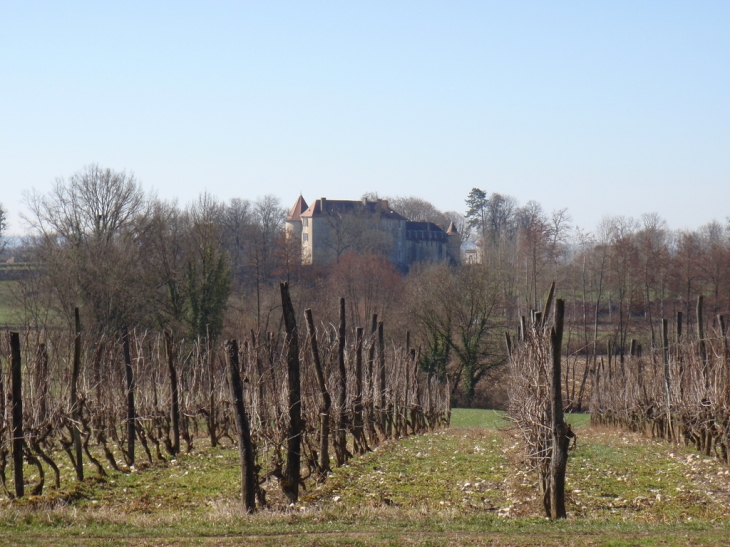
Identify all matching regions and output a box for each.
[446,221,461,265]
[285,195,308,239]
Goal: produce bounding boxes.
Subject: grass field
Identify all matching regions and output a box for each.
[1,409,730,545]
[0,280,20,326]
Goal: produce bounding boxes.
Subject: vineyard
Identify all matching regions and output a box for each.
[591,296,730,463]
[0,285,449,508]
[1,171,730,544]
[2,293,730,544]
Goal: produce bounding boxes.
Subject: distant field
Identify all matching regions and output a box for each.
[451,408,590,430]
[0,280,21,326]
[450,407,509,428]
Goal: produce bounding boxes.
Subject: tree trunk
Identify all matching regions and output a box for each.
[280,281,301,502]
[225,339,257,513]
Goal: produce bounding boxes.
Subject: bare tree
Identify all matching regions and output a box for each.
[23,164,150,332]
[249,196,286,331]
[387,196,449,227]
[185,193,230,344]
[410,263,503,406]
[220,198,254,289]
[24,164,144,244]
[134,199,190,334]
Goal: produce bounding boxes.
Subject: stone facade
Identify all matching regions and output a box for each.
[286,196,460,269]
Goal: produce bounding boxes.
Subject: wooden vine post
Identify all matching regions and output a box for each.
[280,281,301,502]
[305,308,331,478]
[207,333,218,448]
[353,327,367,454]
[697,296,709,390]
[225,339,257,513]
[164,331,180,456]
[719,315,729,402]
[549,298,567,519]
[36,343,49,423]
[661,318,672,440]
[367,314,378,444]
[122,327,135,466]
[71,308,84,481]
[404,331,411,433]
[336,297,350,466]
[378,321,388,438]
[10,332,23,498]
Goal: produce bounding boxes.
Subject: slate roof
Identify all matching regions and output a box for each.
[300,198,408,221]
[405,221,448,242]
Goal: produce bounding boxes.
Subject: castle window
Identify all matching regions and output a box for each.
[303,233,308,242]
[302,218,308,227]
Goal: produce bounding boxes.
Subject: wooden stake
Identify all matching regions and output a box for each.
[336,297,349,466]
[305,309,331,477]
[661,318,672,440]
[164,331,180,456]
[10,333,23,498]
[71,309,84,480]
[225,339,257,513]
[123,327,135,467]
[549,299,567,519]
[280,281,301,502]
[697,296,708,389]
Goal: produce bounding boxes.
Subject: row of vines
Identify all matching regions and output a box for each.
[0,283,450,508]
[591,295,730,464]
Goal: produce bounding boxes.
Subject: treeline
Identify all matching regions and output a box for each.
[462,190,730,402]
[4,166,730,407]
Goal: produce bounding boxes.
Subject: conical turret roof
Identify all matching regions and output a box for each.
[286,195,309,221]
[446,221,458,235]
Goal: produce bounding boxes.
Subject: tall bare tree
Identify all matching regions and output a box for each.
[23,164,150,332]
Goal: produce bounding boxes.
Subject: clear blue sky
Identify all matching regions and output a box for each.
[1,1,728,235]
